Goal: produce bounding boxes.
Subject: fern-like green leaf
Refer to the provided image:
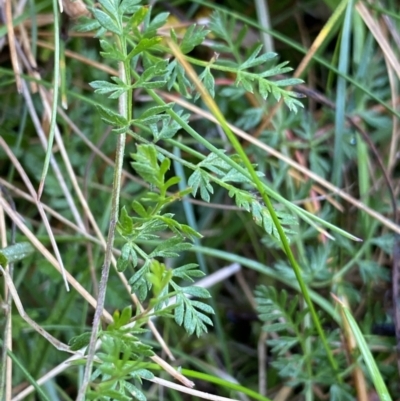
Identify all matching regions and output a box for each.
[188,169,214,202]
[173,293,213,337]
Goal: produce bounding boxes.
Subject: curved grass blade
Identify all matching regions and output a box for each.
[333,294,392,401]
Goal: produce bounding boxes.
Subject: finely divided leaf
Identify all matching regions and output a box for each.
[90,80,131,99]
[179,25,210,54]
[172,263,204,281]
[188,169,214,202]
[148,237,192,258]
[240,45,277,70]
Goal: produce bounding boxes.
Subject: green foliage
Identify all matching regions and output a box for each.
[7,0,398,398]
[208,12,304,112]
[255,286,309,353]
[170,25,209,55]
[255,285,346,391]
[71,0,306,395]
[86,329,154,401]
[0,242,34,266]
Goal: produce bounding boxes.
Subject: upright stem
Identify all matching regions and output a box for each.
[76,44,129,400]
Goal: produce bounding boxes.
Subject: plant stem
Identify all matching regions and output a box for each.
[76,42,129,400]
[166,38,342,383]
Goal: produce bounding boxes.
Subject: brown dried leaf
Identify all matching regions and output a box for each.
[62,0,90,19]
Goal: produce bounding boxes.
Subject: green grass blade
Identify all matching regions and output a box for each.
[168,38,341,382]
[334,296,392,401]
[332,0,354,187]
[0,340,52,401]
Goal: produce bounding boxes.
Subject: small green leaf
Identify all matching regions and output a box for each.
[130,144,163,187]
[131,248,138,268]
[96,105,128,127]
[69,332,92,351]
[195,67,215,101]
[127,5,149,28]
[140,103,174,120]
[138,81,166,89]
[199,152,230,175]
[174,298,184,325]
[117,206,134,236]
[99,39,125,61]
[283,96,304,113]
[117,256,129,272]
[149,237,192,258]
[136,114,171,126]
[190,300,214,315]
[240,45,277,70]
[90,80,130,99]
[121,243,131,260]
[236,74,253,92]
[371,234,394,254]
[259,61,291,78]
[274,78,304,87]
[131,200,148,217]
[96,389,130,401]
[119,0,141,14]
[172,293,213,337]
[128,37,162,59]
[203,67,215,97]
[119,305,132,326]
[150,111,189,141]
[159,157,170,176]
[271,85,281,101]
[188,169,213,202]
[182,286,211,298]
[135,369,154,380]
[180,224,202,241]
[167,61,192,97]
[126,384,146,401]
[259,79,271,99]
[177,25,209,54]
[98,0,117,16]
[0,242,34,266]
[173,263,204,281]
[144,12,169,36]
[74,16,101,33]
[146,260,172,297]
[92,9,121,35]
[163,176,180,191]
[137,280,148,302]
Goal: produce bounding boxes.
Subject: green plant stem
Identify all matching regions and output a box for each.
[146,362,274,401]
[259,193,341,381]
[0,66,387,238]
[165,39,340,381]
[77,36,130,400]
[130,96,359,242]
[144,99,342,378]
